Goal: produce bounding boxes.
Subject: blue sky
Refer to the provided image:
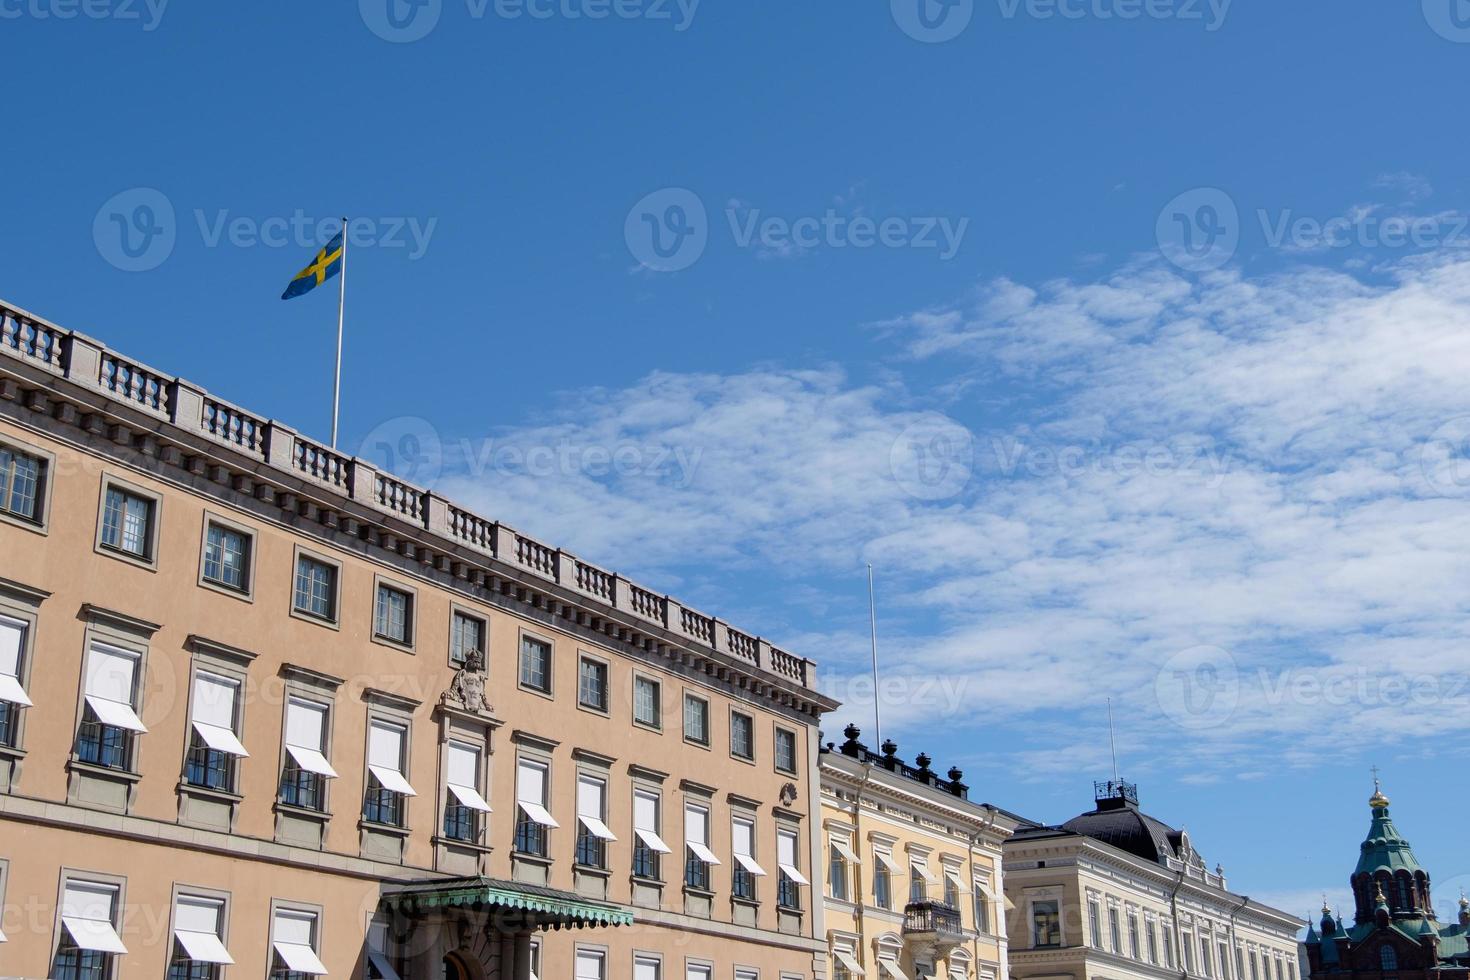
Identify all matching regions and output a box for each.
[7,0,1470,925]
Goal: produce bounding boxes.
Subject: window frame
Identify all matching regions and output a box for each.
[361,703,415,829]
[370,575,418,652]
[517,629,554,697]
[441,736,490,844]
[631,784,667,882]
[181,662,248,796]
[52,868,129,980]
[729,709,755,762]
[267,899,326,980]
[289,546,342,629]
[513,753,554,857]
[93,474,161,569]
[275,670,341,816]
[773,724,798,775]
[0,579,45,754]
[577,652,611,715]
[448,605,487,668]
[632,672,662,731]
[682,692,710,748]
[196,511,256,601]
[575,770,613,870]
[0,435,53,534]
[72,624,152,777]
[683,799,714,893]
[167,883,233,980]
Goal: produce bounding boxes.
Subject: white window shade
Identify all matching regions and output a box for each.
[191,673,248,757]
[577,776,617,840]
[284,698,338,777]
[446,741,491,812]
[685,805,720,865]
[635,957,661,980]
[943,866,965,891]
[911,856,939,883]
[61,881,127,954]
[875,850,904,875]
[831,838,862,865]
[368,920,402,980]
[778,829,807,884]
[733,819,767,875]
[174,897,233,965]
[576,950,605,980]
[0,616,31,707]
[834,950,866,976]
[83,643,146,733]
[368,721,416,796]
[273,910,327,976]
[517,760,559,827]
[878,957,910,980]
[634,791,671,853]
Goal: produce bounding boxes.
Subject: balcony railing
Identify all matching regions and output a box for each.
[903,901,963,937]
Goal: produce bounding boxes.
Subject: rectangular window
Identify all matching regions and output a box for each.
[374,583,413,646]
[293,555,337,622]
[450,611,485,667]
[444,740,491,842]
[973,881,992,933]
[1164,930,1175,969]
[576,775,615,869]
[634,675,661,728]
[1088,899,1102,949]
[1129,914,1141,959]
[1148,923,1159,964]
[171,895,232,979]
[777,827,806,909]
[1032,899,1061,947]
[77,642,147,770]
[684,802,716,890]
[56,879,127,980]
[774,727,797,774]
[730,711,754,760]
[185,671,247,791]
[688,964,713,980]
[827,842,848,902]
[943,868,961,908]
[732,816,765,901]
[575,949,605,980]
[202,522,251,593]
[635,955,661,980]
[1201,939,1213,978]
[0,446,44,524]
[100,485,154,559]
[270,908,327,979]
[1109,907,1121,952]
[578,657,609,712]
[633,788,670,880]
[683,694,709,745]
[1220,944,1231,980]
[873,850,897,910]
[515,758,556,855]
[519,635,551,693]
[1184,936,1196,973]
[0,615,33,748]
[280,697,337,810]
[364,720,415,826]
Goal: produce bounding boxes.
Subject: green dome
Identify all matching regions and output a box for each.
[1354,805,1425,876]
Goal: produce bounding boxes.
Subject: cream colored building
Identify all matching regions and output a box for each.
[0,298,839,980]
[1002,781,1302,980]
[818,725,1023,980]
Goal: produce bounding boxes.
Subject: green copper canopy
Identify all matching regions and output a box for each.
[1354,804,1425,876]
[383,877,635,928]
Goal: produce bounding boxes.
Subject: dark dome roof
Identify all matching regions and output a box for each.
[1060,796,1193,865]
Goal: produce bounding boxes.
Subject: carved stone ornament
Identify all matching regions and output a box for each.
[443,649,493,714]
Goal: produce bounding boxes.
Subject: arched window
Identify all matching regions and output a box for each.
[1380,946,1398,972]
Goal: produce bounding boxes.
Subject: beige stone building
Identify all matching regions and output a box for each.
[818,725,1023,980]
[0,298,839,980]
[1002,781,1302,980]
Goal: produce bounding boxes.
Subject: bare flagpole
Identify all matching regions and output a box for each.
[330,216,347,449]
[1107,697,1120,783]
[868,562,882,746]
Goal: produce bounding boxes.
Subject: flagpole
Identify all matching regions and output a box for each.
[868,561,882,746]
[331,217,346,449]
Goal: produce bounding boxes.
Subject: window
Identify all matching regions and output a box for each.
[578,656,609,712]
[1148,922,1159,964]
[1201,937,1213,977]
[201,521,251,593]
[1109,907,1121,952]
[1164,930,1175,969]
[973,881,992,934]
[911,856,936,902]
[1274,960,1284,980]
[873,851,895,910]
[575,949,606,980]
[1184,935,1196,973]
[730,711,754,760]
[373,582,414,646]
[364,720,415,826]
[635,955,661,980]
[634,675,661,728]
[280,697,337,810]
[519,634,551,693]
[684,802,717,890]
[633,788,670,879]
[185,671,247,791]
[170,895,233,980]
[270,907,327,979]
[444,740,491,842]
[683,694,709,745]
[1088,899,1102,949]
[1249,951,1259,980]
[0,615,33,748]
[450,611,485,667]
[55,880,127,980]
[732,816,766,901]
[366,918,400,980]
[515,758,557,855]
[1032,899,1061,947]
[100,484,154,560]
[827,842,848,901]
[77,642,147,770]
[1220,943,1231,979]
[1129,914,1141,959]
[688,962,713,980]
[774,727,797,774]
[943,868,961,908]
[0,445,44,524]
[832,948,863,980]
[293,554,337,622]
[576,774,615,869]
[777,827,806,909]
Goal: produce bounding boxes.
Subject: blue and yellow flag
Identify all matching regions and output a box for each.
[281,231,344,300]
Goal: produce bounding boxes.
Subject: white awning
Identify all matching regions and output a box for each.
[369,764,418,797]
[368,722,416,796]
[779,862,809,885]
[0,673,30,707]
[192,721,249,757]
[450,782,493,812]
[176,929,234,965]
[275,941,328,976]
[175,897,232,964]
[975,881,1015,909]
[777,830,806,883]
[0,923,7,941]
[63,915,128,954]
[833,951,866,976]
[943,866,965,890]
[878,957,910,980]
[369,948,403,980]
[576,777,616,840]
[634,827,671,853]
[368,920,402,980]
[579,813,618,841]
[831,839,862,865]
[447,742,491,811]
[687,840,721,865]
[85,694,147,733]
[286,743,339,778]
[518,799,560,828]
[875,850,904,875]
[911,857,939,883]
[734,853,769,876]
[732,819,764,874]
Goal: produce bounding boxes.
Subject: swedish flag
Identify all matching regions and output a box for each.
[281,231,344,300]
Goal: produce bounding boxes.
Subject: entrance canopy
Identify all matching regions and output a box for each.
[382,877,635,931]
